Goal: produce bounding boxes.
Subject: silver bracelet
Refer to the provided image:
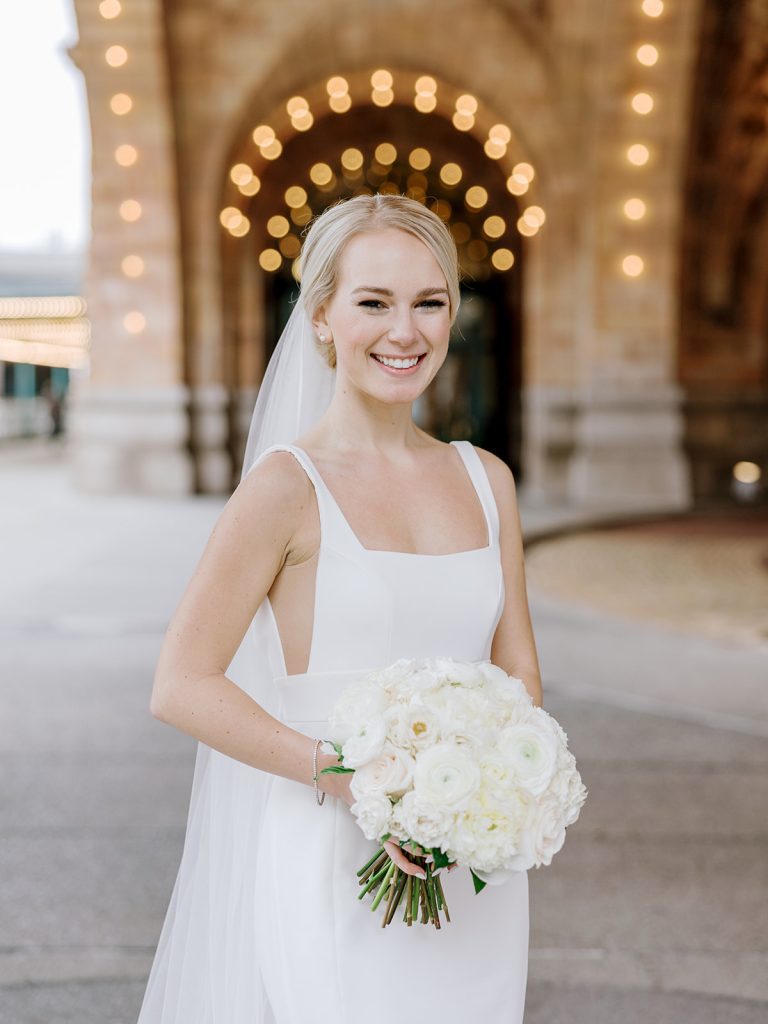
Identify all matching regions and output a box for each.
[312,738,326,805]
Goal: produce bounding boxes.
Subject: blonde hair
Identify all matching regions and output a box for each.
[297,193,461,369]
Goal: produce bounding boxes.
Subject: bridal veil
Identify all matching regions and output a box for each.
[136,298,335,1022]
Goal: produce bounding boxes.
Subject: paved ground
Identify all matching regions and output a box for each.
[525,517,768,648]
[1,437,766,1023]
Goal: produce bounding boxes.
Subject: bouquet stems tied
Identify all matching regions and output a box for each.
[355,843,452,929]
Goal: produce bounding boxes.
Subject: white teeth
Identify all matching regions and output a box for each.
[373,354,421,369]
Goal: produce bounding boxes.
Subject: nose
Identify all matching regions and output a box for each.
[385,307,420,346]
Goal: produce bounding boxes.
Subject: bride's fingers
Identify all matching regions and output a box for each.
[383,840,425,878]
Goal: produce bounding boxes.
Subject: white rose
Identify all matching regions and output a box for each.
[350,741,416,800]
[389,665,442,701]
[549,762,588,826]
[476,661,530,703]
[350,794,393,842]
[496,720,558,796]
[479,751,522,802]
[447,786,529,871]
[396,790,454,849]
[516,793,567,868]
[431,657,484,688]
[341,715,387,768]
[327,681,389,745]
[413,742,481,812]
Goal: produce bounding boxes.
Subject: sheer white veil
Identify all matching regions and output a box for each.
[137,295,336,1023]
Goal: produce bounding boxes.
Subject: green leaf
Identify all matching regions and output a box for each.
[431,847,451,869]
[330,741,344,758]
[319,765,355,775]
[470,869,487,894]
[380,832,392,842]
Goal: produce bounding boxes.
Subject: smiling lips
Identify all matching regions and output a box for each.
[371,353,427,373]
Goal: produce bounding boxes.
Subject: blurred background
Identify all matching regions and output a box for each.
[1,2,766,1023]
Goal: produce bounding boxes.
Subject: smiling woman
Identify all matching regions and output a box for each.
[139,193,537,1024]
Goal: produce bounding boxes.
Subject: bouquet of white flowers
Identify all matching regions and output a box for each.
[319,656,587,928]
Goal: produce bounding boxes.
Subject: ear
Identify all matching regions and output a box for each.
[311,304,331,338]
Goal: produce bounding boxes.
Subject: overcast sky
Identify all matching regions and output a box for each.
[0,0,89,252]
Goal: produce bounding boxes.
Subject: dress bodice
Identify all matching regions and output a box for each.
[253,440,505,682]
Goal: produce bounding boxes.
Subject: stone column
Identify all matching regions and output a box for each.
[68,0,191,494]
[558,0,702,511]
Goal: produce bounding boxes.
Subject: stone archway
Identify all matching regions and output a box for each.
[214,67,547,489]
[70,0,699,508]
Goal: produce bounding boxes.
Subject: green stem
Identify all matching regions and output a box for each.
[435,872,451,923]
[358,851,388,885]
[370,859,396,912]
[356,845,385,877]
[385,869,408,927]
[358,861,390,900]
[381,866,401,927]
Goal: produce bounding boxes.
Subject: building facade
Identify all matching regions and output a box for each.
[67,0,767,507]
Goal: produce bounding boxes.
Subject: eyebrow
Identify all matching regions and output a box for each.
[350,286,449,298]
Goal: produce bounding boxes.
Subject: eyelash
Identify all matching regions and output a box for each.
[358,299,446,309]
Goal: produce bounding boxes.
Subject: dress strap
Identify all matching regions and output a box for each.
[450,440,501,547]
[249,443,351,552]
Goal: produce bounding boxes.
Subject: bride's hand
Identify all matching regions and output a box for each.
[382,838,426,878]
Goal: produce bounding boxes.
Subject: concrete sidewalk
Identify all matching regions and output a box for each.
[1,438,766,1023]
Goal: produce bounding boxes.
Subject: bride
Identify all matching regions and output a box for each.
[138,192,542,1023]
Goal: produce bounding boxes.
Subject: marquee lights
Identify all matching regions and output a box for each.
[220,71,545,273]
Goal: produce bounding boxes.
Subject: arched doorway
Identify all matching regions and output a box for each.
[218,70,542,488]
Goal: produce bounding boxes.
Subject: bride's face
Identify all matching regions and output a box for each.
[315,227,452,403]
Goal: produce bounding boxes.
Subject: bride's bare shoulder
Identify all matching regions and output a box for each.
[222,449,315,548]
[470,444,520,521]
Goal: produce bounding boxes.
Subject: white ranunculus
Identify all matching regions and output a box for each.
[327,681,389,745]
[413,742,482,812]
[350,741,416,800]
[396,790,454,849]
[350,794,393,842]
[384,703,443,752]
[496,720,559,796]
[341,715,387,768]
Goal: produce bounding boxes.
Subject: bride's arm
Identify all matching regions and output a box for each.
[149,452,346,799]
[477,448,544,708]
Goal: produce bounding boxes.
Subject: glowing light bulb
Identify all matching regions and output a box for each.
[636,44,659,66]
[110,93,133,115]
[627,143,650,166]
[622,254,645,276]
[121,255,144,277]
[631,92,654,114]
[624,198,647,220]
[115,144,138,167]
[119,199,142,222]
[105,45,128,68]
[123,311,146,334]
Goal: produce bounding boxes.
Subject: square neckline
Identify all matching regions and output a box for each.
[288,440,494,558]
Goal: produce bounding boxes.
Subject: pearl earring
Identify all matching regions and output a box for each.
[319,334,326,342]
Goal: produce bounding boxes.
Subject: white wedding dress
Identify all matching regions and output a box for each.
[253,440,528,1023]
[138,439,529,1024]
